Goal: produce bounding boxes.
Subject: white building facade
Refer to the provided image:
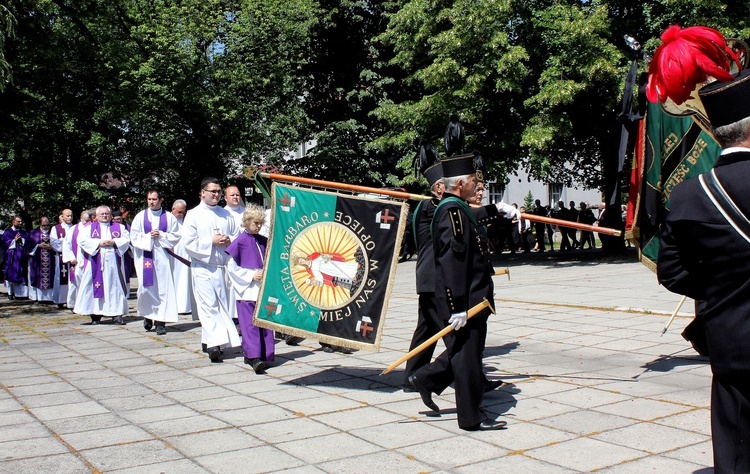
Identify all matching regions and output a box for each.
[485,166,602,210]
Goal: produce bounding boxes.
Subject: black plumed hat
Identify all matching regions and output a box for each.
[699,68,750,129]
[415,142,443,187]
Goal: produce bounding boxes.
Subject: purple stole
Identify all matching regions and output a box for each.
[86,221,123,298]
[55,224,69,283]
[29,228,53,290]
[141,210,168,287]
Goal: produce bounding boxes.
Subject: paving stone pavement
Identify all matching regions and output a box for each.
[0,250,714,473]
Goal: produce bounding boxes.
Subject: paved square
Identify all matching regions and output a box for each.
[0,252,712,472]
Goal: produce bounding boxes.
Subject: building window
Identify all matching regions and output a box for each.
[549,183,563,208]
[487,181,504,205]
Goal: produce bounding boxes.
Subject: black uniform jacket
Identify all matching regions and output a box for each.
[658,151,750,377]
[431,193,496,321]
[414,196,439,294]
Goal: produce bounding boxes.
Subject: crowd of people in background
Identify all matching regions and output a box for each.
[487,198,621,254]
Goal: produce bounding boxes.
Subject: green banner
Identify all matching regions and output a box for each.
[253,183,408,352]
[636,102,721,271]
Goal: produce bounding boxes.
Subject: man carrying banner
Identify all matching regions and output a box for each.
[402,160,445,391]
[131,190,181,335]
[408,154,507,431]
[182,177,241,362]
[653,25,750,473]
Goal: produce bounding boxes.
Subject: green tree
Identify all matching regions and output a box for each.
[0,0,318,220]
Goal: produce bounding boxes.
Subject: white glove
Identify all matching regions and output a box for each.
[448,311,468,330]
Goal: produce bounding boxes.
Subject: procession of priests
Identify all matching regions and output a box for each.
[1,180,249,363]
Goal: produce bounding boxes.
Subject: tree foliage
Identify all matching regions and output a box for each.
[0,0,747,224]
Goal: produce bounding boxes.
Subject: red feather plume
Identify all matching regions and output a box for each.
[646,25,740,105]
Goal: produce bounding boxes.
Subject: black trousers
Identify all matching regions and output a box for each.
[404,293,441,385]
[413,314,488,429]
[712,375,750,474]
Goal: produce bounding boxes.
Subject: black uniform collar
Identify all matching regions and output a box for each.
[714,151,750,168]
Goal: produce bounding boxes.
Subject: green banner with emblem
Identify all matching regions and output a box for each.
[253,183,408,352]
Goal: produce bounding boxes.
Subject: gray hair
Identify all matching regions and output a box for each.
[430,178,444,194]
[713,116,750,148]
[172,199,187,210]
[443,174,470,191]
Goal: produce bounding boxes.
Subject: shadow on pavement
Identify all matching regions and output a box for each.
[639,353,709,373]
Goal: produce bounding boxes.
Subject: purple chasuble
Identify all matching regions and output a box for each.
[1,227,30,284]
[141,210,168,287]
[29,227,53,290]
[86,222,123,298]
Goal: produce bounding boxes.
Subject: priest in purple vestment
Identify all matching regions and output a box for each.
[28,216,56,302]
[226,204,273,374]
[2,216,30,299]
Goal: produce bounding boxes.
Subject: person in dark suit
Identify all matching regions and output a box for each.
[408,154,507,431]
[402,161,445,391]
[658,68,750,473]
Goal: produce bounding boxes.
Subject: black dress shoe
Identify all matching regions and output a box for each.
[463,419,508,431]
[403,380,417,393]
[143,318,153,331]
[408,375,439,412]
[483,379,504,393]
[245,357,267,374]
[113,316,126,325]
[208,347,222,362]
[286,336,305,346]
[155,325,166,336]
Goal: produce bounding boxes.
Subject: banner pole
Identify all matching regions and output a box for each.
[256,171,622,236]
[661,295,688,336]
[256,172,430,201]
[380,298,494,376]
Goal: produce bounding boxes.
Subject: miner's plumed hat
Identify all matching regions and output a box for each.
[699,68,750,129]
[415,142,443,187]
[423,162,443,187]
[441,153,477,179]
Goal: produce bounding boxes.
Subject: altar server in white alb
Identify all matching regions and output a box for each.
[74,205,130,325]
[63,210,91,310]
[130,190,181,335]
[170,199,193,316]
[182,177,241,362]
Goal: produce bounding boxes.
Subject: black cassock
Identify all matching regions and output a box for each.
[658,151,750,474]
